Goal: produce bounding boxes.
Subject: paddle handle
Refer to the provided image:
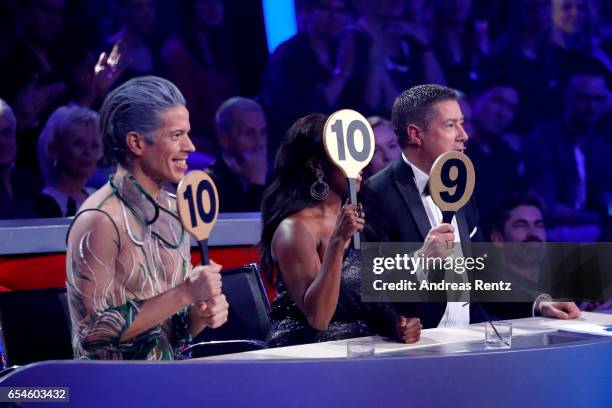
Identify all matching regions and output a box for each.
[442,211,455,224]
[348,178,360,250]
[198,238,209,265]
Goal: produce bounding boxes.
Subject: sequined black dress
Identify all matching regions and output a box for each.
[268,250,399,347]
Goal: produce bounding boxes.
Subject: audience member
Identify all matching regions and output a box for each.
[489,0,559,132]
[205,97,268,212]
[261,0,360,153]
[363,116,401,179]
[551,0,612,73]
[36,105,102,217]
[490,194,547,287]
[467,85,527,230]
[161,0,238,154]
[488,194,581,319]
[431,0,490,93]
[0,98,39,220]
[352,0,446,114]
[104,0,164,87]
[0,0,68,173]
[0,0,124,174]
[522,72,611,241]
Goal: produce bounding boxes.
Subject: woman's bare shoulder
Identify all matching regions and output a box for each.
[272,211,319,254]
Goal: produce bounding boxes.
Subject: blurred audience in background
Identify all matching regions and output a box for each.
[162,0,238,154]
[431,0,490,93]
[104,0,163,86]
[0,0,609,247]
[0,98,40,220]
[522,71,611,241]
[467,85,527,231]
[489,0,559,132]
[262,0,360,155]
[0,0,70,174]
[351,0,446,114]
[551,0,612,72]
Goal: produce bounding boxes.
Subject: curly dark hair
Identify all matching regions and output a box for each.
[258,113,328,281]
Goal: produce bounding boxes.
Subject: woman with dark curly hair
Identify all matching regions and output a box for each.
[259,113,421,347]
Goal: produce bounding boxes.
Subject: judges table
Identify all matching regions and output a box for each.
[1,312,611,407]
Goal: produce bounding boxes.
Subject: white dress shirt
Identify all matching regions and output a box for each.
[402,153,470,327]
[573,146,587,210]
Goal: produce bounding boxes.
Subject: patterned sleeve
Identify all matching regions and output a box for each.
[171,306,193,354]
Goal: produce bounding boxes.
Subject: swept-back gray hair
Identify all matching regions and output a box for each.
[99,76,186,166]
[0,98,16,128]
[37,105,100,185]
[215,96,263,135]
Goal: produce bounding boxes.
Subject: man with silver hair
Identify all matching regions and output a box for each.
[205,96,268,212]
[66,76,229,360]
[0,98,39,219]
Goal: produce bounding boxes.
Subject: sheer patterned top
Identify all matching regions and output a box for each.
[66,172,193,360]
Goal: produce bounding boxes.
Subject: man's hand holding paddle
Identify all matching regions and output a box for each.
[422,223,456,260]
[187,259,229,329]
[177,171,229,334]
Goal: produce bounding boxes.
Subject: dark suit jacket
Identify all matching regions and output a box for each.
[204,158,266,213]
[363,158,486,328]
[523,120,611,214]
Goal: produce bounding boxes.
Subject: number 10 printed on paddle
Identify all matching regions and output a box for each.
[177,171,219,265]
[323,109,375,249]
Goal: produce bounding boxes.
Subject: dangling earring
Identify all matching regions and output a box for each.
[53,158,58,169]
[310,168,329,200]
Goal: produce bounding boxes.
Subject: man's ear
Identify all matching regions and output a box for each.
[407,124,422,147]
[125,132,147,157]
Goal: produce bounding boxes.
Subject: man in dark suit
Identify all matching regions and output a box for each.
[364,84,580,328]
[522,72,610,241]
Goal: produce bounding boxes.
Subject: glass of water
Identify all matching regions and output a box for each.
[347,339,375,357]
[485,321,512,350]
